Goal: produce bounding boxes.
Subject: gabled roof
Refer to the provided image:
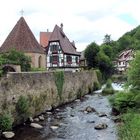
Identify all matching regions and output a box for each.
[118,49,133,61]
[40,32,52,48]
[0,17,45,54]
[49,25,80,56]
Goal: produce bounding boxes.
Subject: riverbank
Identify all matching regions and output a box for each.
[1,92,117,140]
[109,88,140,140]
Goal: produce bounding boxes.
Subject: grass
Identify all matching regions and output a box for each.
[118,111,140,140]
[0,112,13,131]
[109,90,140,140]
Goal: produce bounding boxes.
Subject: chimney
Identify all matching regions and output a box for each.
[60,23,63,30]
[72,40,75,46]
[47,29,49,32]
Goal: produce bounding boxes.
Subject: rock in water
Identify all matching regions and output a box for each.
[39,115,45,121]
[85,106,96,113]
[50,125,59,130]
[94,123,108,130]
[34,118,39,122]
[2,131,15,139]
[98,112,107,117]
[30,123,43,129]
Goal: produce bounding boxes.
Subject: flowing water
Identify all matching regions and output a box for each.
[2,84,123,140]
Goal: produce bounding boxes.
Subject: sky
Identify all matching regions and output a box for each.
[0,0,140,51]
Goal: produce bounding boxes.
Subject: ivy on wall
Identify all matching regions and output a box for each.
[54,71,64,100]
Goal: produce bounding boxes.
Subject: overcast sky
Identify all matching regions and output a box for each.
[0,0,139,51]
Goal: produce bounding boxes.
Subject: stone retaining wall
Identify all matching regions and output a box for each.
[0,71,98,124]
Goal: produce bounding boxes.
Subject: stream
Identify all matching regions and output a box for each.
[2,83,122,140]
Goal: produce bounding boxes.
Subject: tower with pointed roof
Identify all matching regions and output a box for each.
[45,24,80,70]
[0,17,46,69]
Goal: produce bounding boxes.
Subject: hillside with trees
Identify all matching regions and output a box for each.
[84,25,140,79]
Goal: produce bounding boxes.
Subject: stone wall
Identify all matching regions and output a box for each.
[0,70,98,124]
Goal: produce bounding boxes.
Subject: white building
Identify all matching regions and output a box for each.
[45,24,80,70]
[117,49,134,73]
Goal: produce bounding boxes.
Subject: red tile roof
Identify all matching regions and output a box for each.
[0,17,45,54]
[49,25,80,56]
[40,32,52,48]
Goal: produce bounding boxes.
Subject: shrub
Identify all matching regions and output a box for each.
[106,79,112,88]
[54,71,64,100]
[0,112,13,131]
[102,79,114,95]
[16,95,29,116]
[95,69,102,83]
[109,91,135,112]
[102,87,114,95]
[93,81,101,91]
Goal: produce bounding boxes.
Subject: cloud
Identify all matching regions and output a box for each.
[0,0,139,51]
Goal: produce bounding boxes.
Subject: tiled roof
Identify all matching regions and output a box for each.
[40,32,52,48]
[49,25,80,56]
[0,17,45,54]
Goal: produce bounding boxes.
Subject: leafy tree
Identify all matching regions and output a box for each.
[100,44,113,58]
[103,34,112,45]
[84,42,100,68]
[127,51,140,89]
[97,51,113,79]
[0,49,31,71]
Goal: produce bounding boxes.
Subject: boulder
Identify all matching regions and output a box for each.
[46,105,52,111]
[94,123,108,130]
[46,112,52,115]
[34,118,39,122]
[85,106,96,113]
[30,123,43,129]
[111,107,120,116]
[2,131,15,139]
[39,115,45,121]
[29,117,34,122]
[98,112,107,117]
[50,125,59,130]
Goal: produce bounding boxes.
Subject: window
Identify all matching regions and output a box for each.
[67,55,72,64]
[38,56,42,68]
[75,57,78,64]
[119,62,121,65]
[50,55,59,64]
[50,45,59,52]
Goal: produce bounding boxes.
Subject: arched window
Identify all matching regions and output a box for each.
[38,56,42,68]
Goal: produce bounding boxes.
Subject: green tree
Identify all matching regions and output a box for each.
[0,49,31,71]
[103,34,112,45]
[128,51,140,89]
[97,51,113,79]
[84,42,100,68]
[101,44,113,58]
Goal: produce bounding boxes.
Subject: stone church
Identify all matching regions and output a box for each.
[0,17,46,68]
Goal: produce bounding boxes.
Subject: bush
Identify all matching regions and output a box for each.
[16,95,29,115]
[93,81,101,91]
[0,112,13,131]
[54,71,64,100]
[102,79,114,95]
[95,69,102,83]
[109,91,136,112]
[102,87,114,95]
